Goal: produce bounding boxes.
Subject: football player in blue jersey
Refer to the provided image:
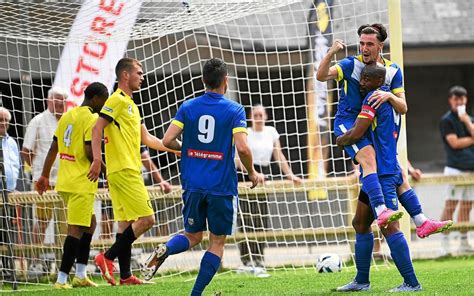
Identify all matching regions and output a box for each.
[317,24,408,228]
[335,65,452,292]
[142,58,265,295]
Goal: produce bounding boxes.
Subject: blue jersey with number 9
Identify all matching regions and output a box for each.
[172,92,247,196]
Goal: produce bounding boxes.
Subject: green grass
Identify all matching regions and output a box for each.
[6,256,474,295]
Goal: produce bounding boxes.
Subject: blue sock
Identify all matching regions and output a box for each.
[354,233,374,284]
[398,189,422,217]
[165,234,190,256]
[362,173,385,211]
[191,251,221,296]
[386,232,419,287]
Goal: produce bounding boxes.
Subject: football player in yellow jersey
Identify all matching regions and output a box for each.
[88,58,178,286]
[36,82,109,289]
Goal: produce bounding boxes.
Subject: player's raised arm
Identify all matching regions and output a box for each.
[88,117,109,181]
[36,138,58,195]
[141,123,180,153]
[234,131,265,188]
[316,39,345,82]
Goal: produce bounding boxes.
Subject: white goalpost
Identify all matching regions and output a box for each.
[3,0,457,290]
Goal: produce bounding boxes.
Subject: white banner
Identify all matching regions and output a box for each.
[54,0,142,109]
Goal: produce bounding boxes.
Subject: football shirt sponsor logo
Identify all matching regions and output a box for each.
[59,153,76,161]
[187,149,223,160]
[103,106,113,113]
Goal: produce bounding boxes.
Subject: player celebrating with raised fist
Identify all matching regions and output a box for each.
[318,24,453,292]
[142,58,265,295]
[319,24,452,235]
[317,24,407,228]
[36,82,109,289]
[335,65,452,292]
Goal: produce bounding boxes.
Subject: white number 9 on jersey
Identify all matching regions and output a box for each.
[198,115,215,143]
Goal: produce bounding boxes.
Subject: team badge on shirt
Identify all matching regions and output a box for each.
[128,105,133,115]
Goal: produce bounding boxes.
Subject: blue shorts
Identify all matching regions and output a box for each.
[379,172,404,211]
[182,191,238,236]
[360,172,404,218]
[334,119,372,163]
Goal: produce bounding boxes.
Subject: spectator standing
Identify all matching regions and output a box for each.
[20,87,67,273]
[439,86,474,254]
[0,107,20,277]
[237,105,301,275]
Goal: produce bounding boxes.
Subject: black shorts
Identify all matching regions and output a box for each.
[358,190,370,207]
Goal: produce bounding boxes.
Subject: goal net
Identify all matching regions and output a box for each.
[0,0,458,290]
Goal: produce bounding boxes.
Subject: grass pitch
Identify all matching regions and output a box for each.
[8,255,474,295]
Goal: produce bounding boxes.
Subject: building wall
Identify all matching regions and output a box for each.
[405,64,474,172]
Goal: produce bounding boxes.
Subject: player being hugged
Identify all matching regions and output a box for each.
[88,58,178,286]
[36,82,109,289]
[317,24,408,228]
[142,58,265,295]
[335,65,452,292]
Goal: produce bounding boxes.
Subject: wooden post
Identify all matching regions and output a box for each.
[388,0,411,243]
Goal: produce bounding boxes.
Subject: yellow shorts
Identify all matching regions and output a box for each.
[108,170,154,221]
[59,191,95,227]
